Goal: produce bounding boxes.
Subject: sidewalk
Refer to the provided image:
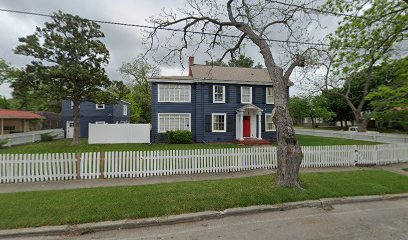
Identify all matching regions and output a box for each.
[1,163,406,194]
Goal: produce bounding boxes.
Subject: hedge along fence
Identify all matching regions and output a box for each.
[1,144,408,183]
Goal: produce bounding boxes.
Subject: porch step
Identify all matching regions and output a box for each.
[234,139,272,145]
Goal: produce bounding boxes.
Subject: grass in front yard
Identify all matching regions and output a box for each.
[0,169,407,229]
[296,134,378,146]
[0,134,377,154]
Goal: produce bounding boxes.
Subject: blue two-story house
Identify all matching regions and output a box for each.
[61,100,130,138]
[149,57,289,143]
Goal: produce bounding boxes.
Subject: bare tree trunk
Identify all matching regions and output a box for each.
[311,117,315,129]
[354,112,367,132]
[71,100,81,146]
[272,73,303,188]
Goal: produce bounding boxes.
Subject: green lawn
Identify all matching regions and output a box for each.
[296,134,378,146]
[0,170,406,230]
[0,134,377,154]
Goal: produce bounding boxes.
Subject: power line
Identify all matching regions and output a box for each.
[0,8,407,52]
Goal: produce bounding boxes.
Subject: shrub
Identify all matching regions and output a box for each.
[40,133,56,142]
[166,130,192,144]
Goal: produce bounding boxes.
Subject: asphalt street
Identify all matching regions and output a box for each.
[17,198,408,240]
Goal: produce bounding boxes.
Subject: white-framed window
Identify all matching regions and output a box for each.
[123,105,128,115]
[158,84,191,102]
[265,113,276,131]
[96,104,105,109]
[95,121,106,124]
[266,87,274,104]
[158,113,191,133]
[212,113,227,132]
[241,86,252,104]
[213,85,225,103]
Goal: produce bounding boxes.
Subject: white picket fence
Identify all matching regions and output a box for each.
[1,144,407,183]
[0,129,64,147]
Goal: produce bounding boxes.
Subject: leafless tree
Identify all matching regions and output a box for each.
[145,0,323,187]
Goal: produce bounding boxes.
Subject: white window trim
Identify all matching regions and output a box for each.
[157,84,191,103]
[157,113,191,133]
[95,121,106,124]
[241,86,252,104]
[96,104,105,110]
[212,113,227,133]
[266,87,274,104]
[123,105,128,116]
[265,113,275,132]
[213,85,225,103]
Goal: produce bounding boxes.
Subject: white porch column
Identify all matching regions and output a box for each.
[239,112,244,140]
[257,112,262,139]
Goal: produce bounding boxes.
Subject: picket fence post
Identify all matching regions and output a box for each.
[75,152,81,179]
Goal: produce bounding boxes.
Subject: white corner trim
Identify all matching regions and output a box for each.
[211,113,227,132]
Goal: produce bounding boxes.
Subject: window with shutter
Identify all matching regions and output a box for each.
[212,113,226,132]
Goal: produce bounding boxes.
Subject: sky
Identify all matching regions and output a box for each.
[0,0,339,98]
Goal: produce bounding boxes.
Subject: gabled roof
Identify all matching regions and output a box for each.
[191,65,271,83]
[0,109,46,119]
[149,65,274,85]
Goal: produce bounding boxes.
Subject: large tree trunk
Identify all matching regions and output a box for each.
[272,72,303,188]
[311,117,315,128]
[71,100,81,146]
[355,114,367,132]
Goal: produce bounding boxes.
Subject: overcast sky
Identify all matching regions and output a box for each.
[0,0,339,98]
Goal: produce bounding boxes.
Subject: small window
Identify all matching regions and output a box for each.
[266,87,274,104]
[123,105,128,115]
[95,121,105,124]
[212,113,226,132]
[96,104,105,109]
[69,122,74,127]
[241,86,252,104]
[265,114,276,131]
[213,85,225,103]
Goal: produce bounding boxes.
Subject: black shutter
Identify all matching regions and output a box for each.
[225,86,229,103]
[208,85,213,103]
[252,87,256,104]
[261,113,265,132]
[226,114,235,132]
[237,86,241,103]
[262,87,266,104]
[205,115,212,132]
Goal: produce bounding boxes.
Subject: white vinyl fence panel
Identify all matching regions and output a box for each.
[295,128,408,144]
[1,144,407,183]
[88,124,150,144]
[0,153,76,183]
[0,129,64,147]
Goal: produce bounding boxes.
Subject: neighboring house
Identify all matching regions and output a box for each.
[61,100,130,138]
[149,57,290,143]
[0,109,45,135]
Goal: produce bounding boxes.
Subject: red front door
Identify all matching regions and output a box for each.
[243,116,251,137]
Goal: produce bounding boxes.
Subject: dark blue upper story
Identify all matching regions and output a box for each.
[61,100,130,137]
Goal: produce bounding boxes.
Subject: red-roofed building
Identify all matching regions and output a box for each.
[0,109,45,135]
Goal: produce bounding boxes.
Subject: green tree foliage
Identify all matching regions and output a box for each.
[119,58,158,123]
[14,11,117,145]
[324,0,407,131]
[366,57,408,131]
[205,54,263,68]
[289,95,335,128]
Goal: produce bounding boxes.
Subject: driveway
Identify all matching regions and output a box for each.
[19,198,408,240]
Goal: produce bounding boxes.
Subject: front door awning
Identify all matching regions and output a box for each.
[236,104,263,113]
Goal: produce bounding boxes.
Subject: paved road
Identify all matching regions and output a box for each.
[19,198,408,240]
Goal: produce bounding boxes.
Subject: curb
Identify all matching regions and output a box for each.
[1,193,407,239]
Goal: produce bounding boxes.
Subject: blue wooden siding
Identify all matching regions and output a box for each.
[152,82,279,143]
[61,100,130,138]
